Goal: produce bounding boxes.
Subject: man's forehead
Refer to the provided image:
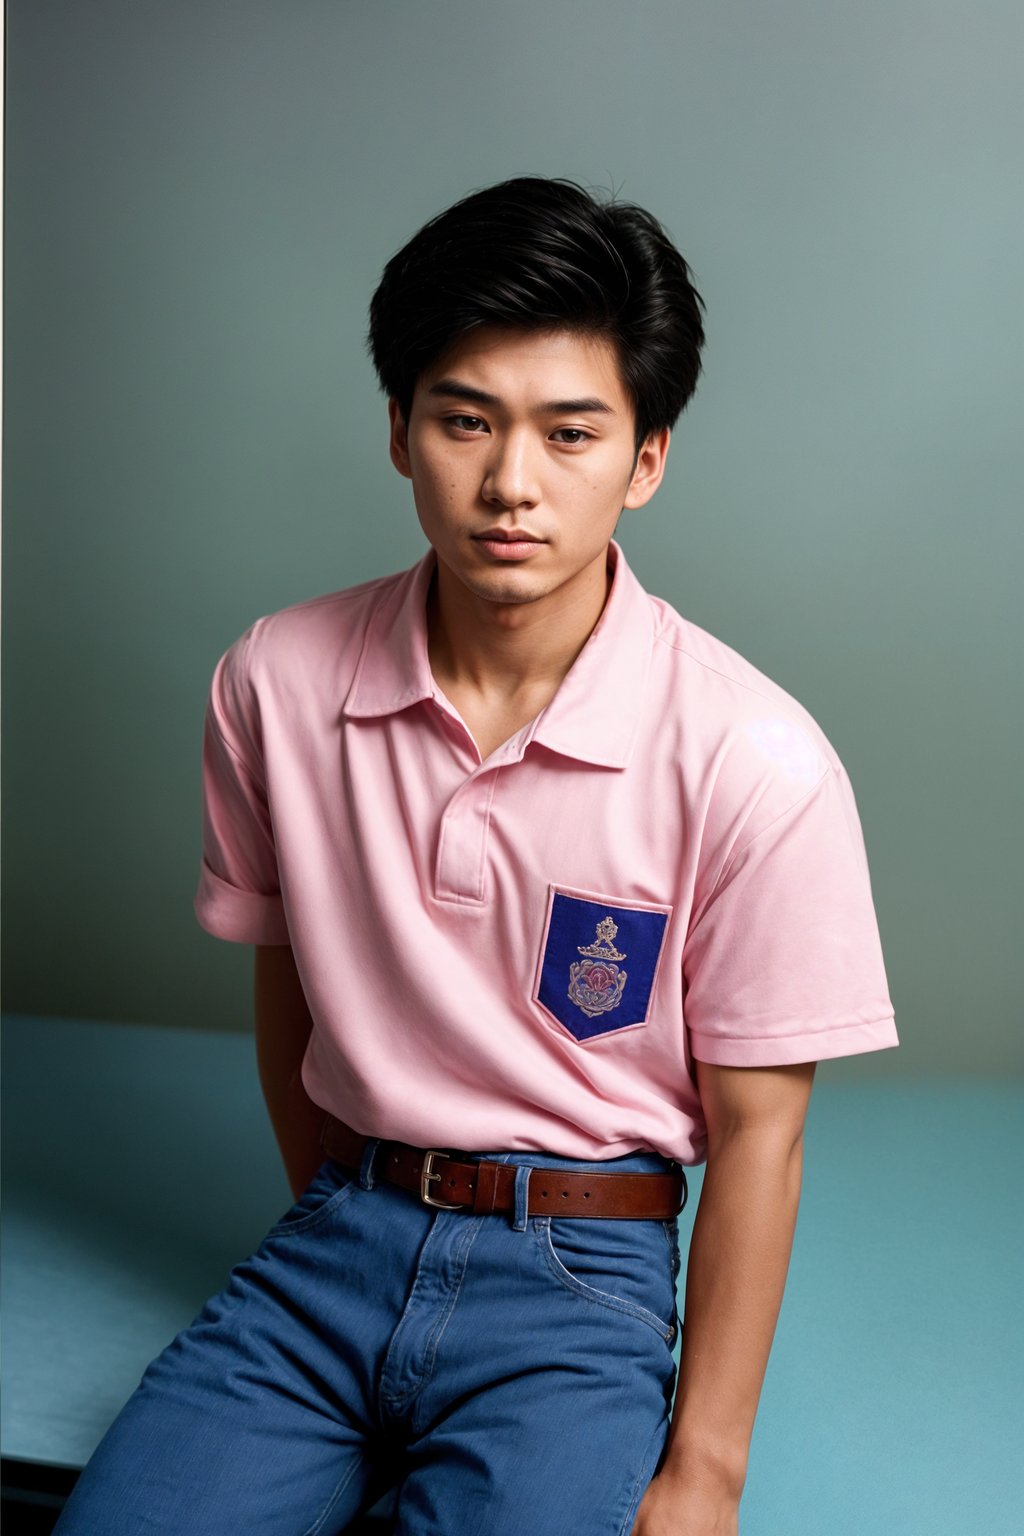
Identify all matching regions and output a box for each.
[417,326,630,411]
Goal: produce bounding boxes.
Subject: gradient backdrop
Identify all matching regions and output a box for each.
[3,0,1022,1073]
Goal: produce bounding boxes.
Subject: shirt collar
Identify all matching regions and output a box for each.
[343,555,438,719]
[343,540,655,769]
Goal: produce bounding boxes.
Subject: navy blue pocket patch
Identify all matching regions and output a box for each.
[535,890,670,1042]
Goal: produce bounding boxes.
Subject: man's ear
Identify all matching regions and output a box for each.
[623,427,671,509]
[388,398,412,480]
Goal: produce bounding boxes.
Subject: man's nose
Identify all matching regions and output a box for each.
[480,433,541,508]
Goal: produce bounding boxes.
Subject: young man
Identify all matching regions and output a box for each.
[56,177,897,1535]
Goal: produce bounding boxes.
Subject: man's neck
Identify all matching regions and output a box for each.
[426,553,613,706]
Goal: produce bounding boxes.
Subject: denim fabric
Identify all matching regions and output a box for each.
[55,1147,683,1536]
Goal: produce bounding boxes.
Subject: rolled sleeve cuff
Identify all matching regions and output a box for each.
[193,862,291,945]
[688,1013,899,1067]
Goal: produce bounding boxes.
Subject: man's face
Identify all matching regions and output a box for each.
[388,327,669,617]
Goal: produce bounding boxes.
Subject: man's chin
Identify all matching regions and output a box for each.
[448,554,552,608]
[467,571,548,607]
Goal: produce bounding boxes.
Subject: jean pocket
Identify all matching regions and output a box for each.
[265,1158,357,1239]
[536,1214,678,1343]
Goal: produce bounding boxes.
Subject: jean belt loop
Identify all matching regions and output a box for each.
[358,1137,382,1191]
[512,1163,531,1232]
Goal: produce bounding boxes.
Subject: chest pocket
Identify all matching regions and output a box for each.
[533,887,671,1043]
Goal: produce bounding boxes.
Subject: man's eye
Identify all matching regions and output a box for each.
[551,428,590,445]
[449,415,487,432]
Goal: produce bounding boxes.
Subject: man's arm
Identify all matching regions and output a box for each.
[632,1058,816,1535]
[254,943,328,1197]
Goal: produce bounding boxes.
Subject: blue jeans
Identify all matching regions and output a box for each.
[55,1145,683,1535]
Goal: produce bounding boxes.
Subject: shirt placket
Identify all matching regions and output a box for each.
[428,696,529,906]
[434,766,502,904]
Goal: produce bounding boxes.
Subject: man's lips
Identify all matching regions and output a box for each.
[473,529,544,543]
[472,530,547,560]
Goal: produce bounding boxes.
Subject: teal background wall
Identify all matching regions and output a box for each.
[3,0,1021,1071]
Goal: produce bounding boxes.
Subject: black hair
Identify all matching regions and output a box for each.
[367,176,705,451]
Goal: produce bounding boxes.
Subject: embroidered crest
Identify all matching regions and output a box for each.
[567,917,628,1017]
[535,890,671,1043]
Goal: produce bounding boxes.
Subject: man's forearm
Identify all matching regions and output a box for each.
[259,1047,328,1198]
[254,945,327,1197]
[663,1127,805,1499]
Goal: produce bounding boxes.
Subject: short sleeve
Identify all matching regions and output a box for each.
[683,762,898,1066]
[193,628,290,945]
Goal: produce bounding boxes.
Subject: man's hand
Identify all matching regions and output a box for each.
[631,1466,739,1535]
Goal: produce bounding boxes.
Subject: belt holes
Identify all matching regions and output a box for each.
[561,1190,569,1198]
[541,1190,549,1198]
[583,1191,590,1199]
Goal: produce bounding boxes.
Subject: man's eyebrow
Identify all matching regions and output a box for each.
[426,378,616,415]
[427,380,502,408]
[544,397,615,415]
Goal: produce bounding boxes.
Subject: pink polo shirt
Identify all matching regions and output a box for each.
[194,541,897,1165]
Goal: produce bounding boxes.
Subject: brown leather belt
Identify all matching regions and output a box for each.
[320,1116,686,1220]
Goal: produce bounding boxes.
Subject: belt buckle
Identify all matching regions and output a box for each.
[420,1149,462,1210]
